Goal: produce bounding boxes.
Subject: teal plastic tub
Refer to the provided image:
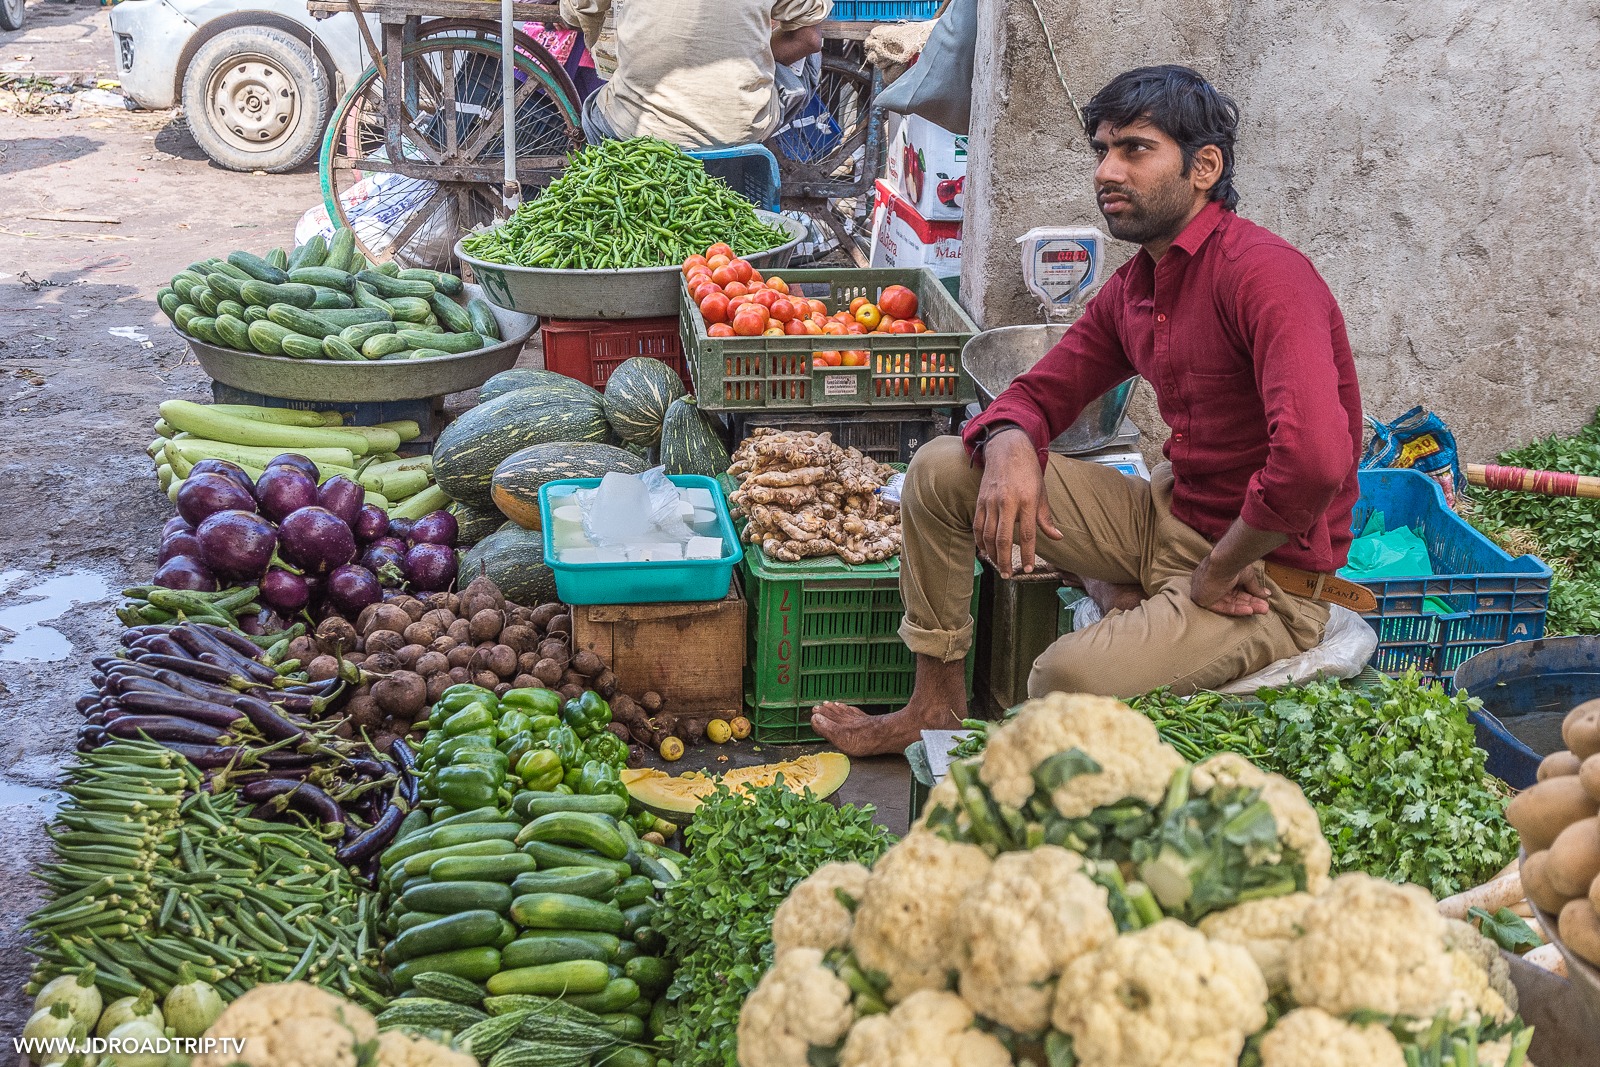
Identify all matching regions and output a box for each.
[537,475,744,605]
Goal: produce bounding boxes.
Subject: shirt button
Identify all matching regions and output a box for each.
[1156,313,1167,323]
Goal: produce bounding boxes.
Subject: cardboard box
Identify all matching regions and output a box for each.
[570,579,746,715]
[884,114,967,221]
[870,179,963,279]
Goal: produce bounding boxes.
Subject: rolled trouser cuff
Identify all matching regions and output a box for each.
[898,614,973,662]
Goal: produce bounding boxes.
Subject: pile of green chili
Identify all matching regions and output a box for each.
[462,137,793,270]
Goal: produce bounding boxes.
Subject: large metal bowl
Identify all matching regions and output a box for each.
[455,210,808,320]
[1529,880,1600,1030]
[179,285,535,402]
[964,323,1137,455]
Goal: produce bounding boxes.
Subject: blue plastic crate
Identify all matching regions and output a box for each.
[827,0,942,19]
[538,475,743,605]
[1351,468,1551,688]
[686,144,780,212]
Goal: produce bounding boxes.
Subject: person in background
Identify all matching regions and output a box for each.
[560,0,830,148]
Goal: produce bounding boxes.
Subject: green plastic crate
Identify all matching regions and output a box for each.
[742,548,981,744]
[680,266,979,412]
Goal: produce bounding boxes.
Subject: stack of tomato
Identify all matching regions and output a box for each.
[683,245,929,368]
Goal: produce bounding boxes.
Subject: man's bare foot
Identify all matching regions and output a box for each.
[1084,577,1147,614]
[812,699,965,758]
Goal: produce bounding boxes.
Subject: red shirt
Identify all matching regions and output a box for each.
[964,201,1363,572]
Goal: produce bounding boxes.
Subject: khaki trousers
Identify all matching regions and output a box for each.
[898,436,1330,699]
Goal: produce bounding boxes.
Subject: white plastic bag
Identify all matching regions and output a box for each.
[574,467,697,546]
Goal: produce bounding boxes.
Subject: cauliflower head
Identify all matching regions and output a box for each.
[772,862,872,960]
[914,775,966,834]
[1286,873,1454,1019]
[375,1030,477,1067]
[1197,892,1315,994]
[736,948,856,1067]
[196,983,378,1067]
[955,846,1117,1033]
[850,830,991,1002]
[1192,753,1332,892]
[1051,919,1268,1067]
[1442,918,1517,1025]
[979,693,1184,818]
[1257,1007,1406,1067]
[838,990,1013,1067]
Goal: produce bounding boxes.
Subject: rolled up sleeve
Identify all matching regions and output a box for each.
[961,277,1135,468]
[560,0,610,43]
[1233,250,1356,536]
[772,0,831,31]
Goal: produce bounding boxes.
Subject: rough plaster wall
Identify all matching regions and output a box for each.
[963,0,1600,460]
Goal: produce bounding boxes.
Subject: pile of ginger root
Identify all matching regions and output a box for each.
[727,428,902,564]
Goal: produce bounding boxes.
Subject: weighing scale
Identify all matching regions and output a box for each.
[1016,225,1109,317]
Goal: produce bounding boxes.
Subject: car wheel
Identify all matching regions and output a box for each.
[1,0,26,33]
[181,26,330,174]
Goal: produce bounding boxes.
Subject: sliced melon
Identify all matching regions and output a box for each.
[622,753,851,824]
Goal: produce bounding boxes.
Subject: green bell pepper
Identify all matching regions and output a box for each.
[563,766,584,789]
[578,759,627,801]
[497,710,534,742]
[547,724,585,768]
[630,811,659,835]
[500,731,537,766]
[562,692,612,738]
[585,731,629,767]
[434,764,501,810]
[437,734,496,766]
[528,715,561,740]
[502,687,563,717]
[516,748,564,792]
[434,684,498,719]
[442,702,497,737]
[451,748,509,775]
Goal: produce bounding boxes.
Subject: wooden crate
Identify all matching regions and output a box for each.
[570,579,746,715]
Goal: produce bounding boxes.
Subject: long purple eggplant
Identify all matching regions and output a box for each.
[197,649,280,687]
[336,797,405,865]
[231,693,308,744]
[113,690,245,729]
[390,738,419,805]
[131,633,190,659]
[149,742,310,770]
[194,622,273,661]
[126,653,244,687]
[106,715,231,745]
[241,779,345,829]
[176,627,280,684]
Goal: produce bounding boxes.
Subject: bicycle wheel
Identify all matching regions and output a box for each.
[770,52,884,199]
[319,36,583,270]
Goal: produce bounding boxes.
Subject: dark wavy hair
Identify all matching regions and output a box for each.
[1082,65,1241,211]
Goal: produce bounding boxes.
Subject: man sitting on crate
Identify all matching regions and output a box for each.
[813,65,1371,757]
[560,0,829,149]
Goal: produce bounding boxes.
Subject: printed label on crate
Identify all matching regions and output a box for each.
[823,374,860,397]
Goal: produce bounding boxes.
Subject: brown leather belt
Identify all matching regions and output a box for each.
[1263,562,1378,613]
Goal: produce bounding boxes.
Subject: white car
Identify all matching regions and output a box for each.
[109,0,372,172]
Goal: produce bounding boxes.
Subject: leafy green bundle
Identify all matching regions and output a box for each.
[653,780,894,1067]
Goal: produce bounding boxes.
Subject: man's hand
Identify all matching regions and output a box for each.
[974,428,1062,578]
[1190,554,1272,616]
[771,25,822,64]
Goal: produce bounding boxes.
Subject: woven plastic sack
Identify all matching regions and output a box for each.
[1360,406,1466,507]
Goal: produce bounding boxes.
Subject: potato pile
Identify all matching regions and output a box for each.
[1510,698,1600,968]
[728,428,902,565]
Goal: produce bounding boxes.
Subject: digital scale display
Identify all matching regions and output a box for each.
[1040,248,1091,264]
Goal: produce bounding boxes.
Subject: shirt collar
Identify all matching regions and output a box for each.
[1169,200,1229,257]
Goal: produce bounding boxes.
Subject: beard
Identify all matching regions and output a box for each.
[1098,175,1198,246]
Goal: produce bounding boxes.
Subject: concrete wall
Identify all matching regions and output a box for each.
[961,0,1600,460]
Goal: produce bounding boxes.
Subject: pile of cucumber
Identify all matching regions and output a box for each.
[374,793,681,1067]
[157,231,503,362]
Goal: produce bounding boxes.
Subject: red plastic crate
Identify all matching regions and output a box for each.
[540,317,691,392]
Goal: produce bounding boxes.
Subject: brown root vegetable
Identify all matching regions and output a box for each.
[396,644,427,670]
[670,718,709,745]
[627,745,646,769]
[1566,700,1600,760]
[448,666,471,685]
[373,671,427,719]
[307,655,342,682]
[462,574,505,611]
[519,651,542,675]
[1541,751,1583,782]
[431,635,458,654]
[494,683,513,697]
[344,652,367,666]
[345,695,384,731]
[474,671,502,691]
[391,595,426,622]
[365,630,406,655]
[288,635,320,663]
[415,651,450,677]
[594,669,618,699]
[401,622,440,647]
[316,616,358,654]
[533,659,564,686]
[426,673,453,704]
[447,618,472,645]
[1559,898,1600,966]
[364,651,401,675]
[641,691,664,714]
[537,639,571,665]
[1507,776,1599,853]
[421,607,455,632]
[469,646,496,674]
[500,625,538,655]
[488,645,518,679]
[530,602,566,632]
[560,670,587,690]
[558,683,584,702]
[546,613,572,636]
[572,650,604,678]
[469,609,504,644]
[1582,755,1600,804]
[606,722,632,744]
[513,674,542,691]
[426,592,458,614]
[612,696,664,748]
[508,605,536,628]
[642,831,665,846]
[1522,850,1570,914]
[355,603,381,634]
[363,604,412,637]
[447,645,475,671]
[1549,817,1600,898]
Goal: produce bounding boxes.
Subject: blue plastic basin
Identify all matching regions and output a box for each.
[1452,637,1600,788]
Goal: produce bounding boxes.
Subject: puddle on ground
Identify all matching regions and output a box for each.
[0,568,112,663]
[0,779,64,813]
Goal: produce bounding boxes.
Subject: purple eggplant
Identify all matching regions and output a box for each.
[404,542,457,592]
[195,509,278,580]
[354,504,389,543]
[254,465,320,524]
[277,506,357,576]
[386,517,415,541]
[326,564,383,616]
[176,473,257,527]
[410,510,458,547]
[318,476,365,527]
[187,459,256,497]
[153,555,219,592]
[265,453,320,480]
[159,531,203,564]
[361,542,407,586]
[162,516,193,539]
[260,568,311,613]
